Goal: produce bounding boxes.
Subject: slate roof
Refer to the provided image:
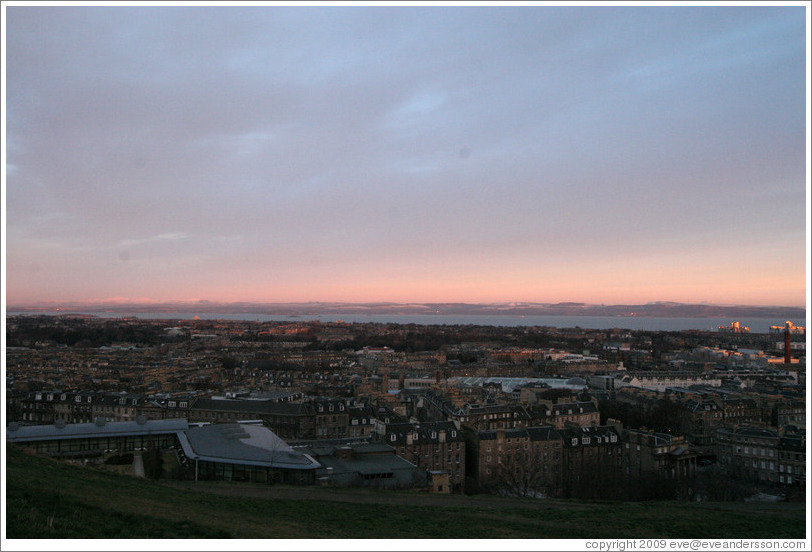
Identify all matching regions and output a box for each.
[477,425,561,442]
[179,423,320,470]
[552,402,598,416]
[190,397,313,416]
[559,425,620,447]
[778,435,805,453]
[384,421,464,445]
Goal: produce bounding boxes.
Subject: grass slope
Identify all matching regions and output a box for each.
[5,446,807,539]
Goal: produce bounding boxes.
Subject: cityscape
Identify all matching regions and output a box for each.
[2,1,809,550]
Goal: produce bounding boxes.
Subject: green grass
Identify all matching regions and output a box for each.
[5,446,807,539]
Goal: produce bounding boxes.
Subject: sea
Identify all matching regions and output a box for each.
[6,311,807,334]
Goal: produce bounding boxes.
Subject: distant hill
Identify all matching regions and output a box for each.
[5,446,806,539]
[7,300,806,319]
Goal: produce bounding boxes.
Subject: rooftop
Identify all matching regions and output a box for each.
[179,423,320,470]
[6,418,188,442]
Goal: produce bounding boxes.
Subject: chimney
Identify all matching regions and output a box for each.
[335,446,355,461]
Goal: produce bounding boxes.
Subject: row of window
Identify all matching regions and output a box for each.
[23,434,177,454]
[33,394,140,406]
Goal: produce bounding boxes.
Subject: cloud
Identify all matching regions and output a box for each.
[4,5,807,305]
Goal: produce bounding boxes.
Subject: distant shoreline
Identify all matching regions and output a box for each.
[5,310,806,334]
[5,301,805,320]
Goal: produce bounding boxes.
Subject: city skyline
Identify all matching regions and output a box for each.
[3,3,809,308]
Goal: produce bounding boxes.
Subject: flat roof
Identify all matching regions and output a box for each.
[6,418,189,443]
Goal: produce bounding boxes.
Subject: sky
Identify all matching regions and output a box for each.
[2,2,809,307]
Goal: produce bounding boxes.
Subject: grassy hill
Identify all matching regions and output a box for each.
[5,445,807,539]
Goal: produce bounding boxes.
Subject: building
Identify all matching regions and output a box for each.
[6,417,187,458]
[467,426,563,497]
[380,420,466,492]
[546,401,600,429]
[347,404,376,438]
[714,426,781,484]
[298,442,426,489]
[177,423,321,485]
[777,431,806,487]
[188,397,316,440]
[620,427,697,480]
[718,321,750,333]
[560,425,622,497]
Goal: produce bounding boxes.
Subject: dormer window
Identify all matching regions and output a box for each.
[35,393,42,401]
[431,432,437,439]
[132,399,137,406]
[47,394,53,401]
[571,438,578,446]
[168,401,176,408]
[75,396,82,403]
[119,398,126,405]
[179,402,188,408]
[339,404,344,411]
[318,405,324,412]
[390,434,396,442]
[452,431,457,438]
[329,404,334,412]
[87,396,92,403]
[61,394,66,401]
[610,435,617,442]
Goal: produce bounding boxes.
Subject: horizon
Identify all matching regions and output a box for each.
[5,298,808,309]
[4,3,809,308]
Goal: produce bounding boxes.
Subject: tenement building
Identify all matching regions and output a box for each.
[381,421,466,492]
[466,426,563,497]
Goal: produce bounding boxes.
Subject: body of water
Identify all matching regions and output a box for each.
[7,311,806,334]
